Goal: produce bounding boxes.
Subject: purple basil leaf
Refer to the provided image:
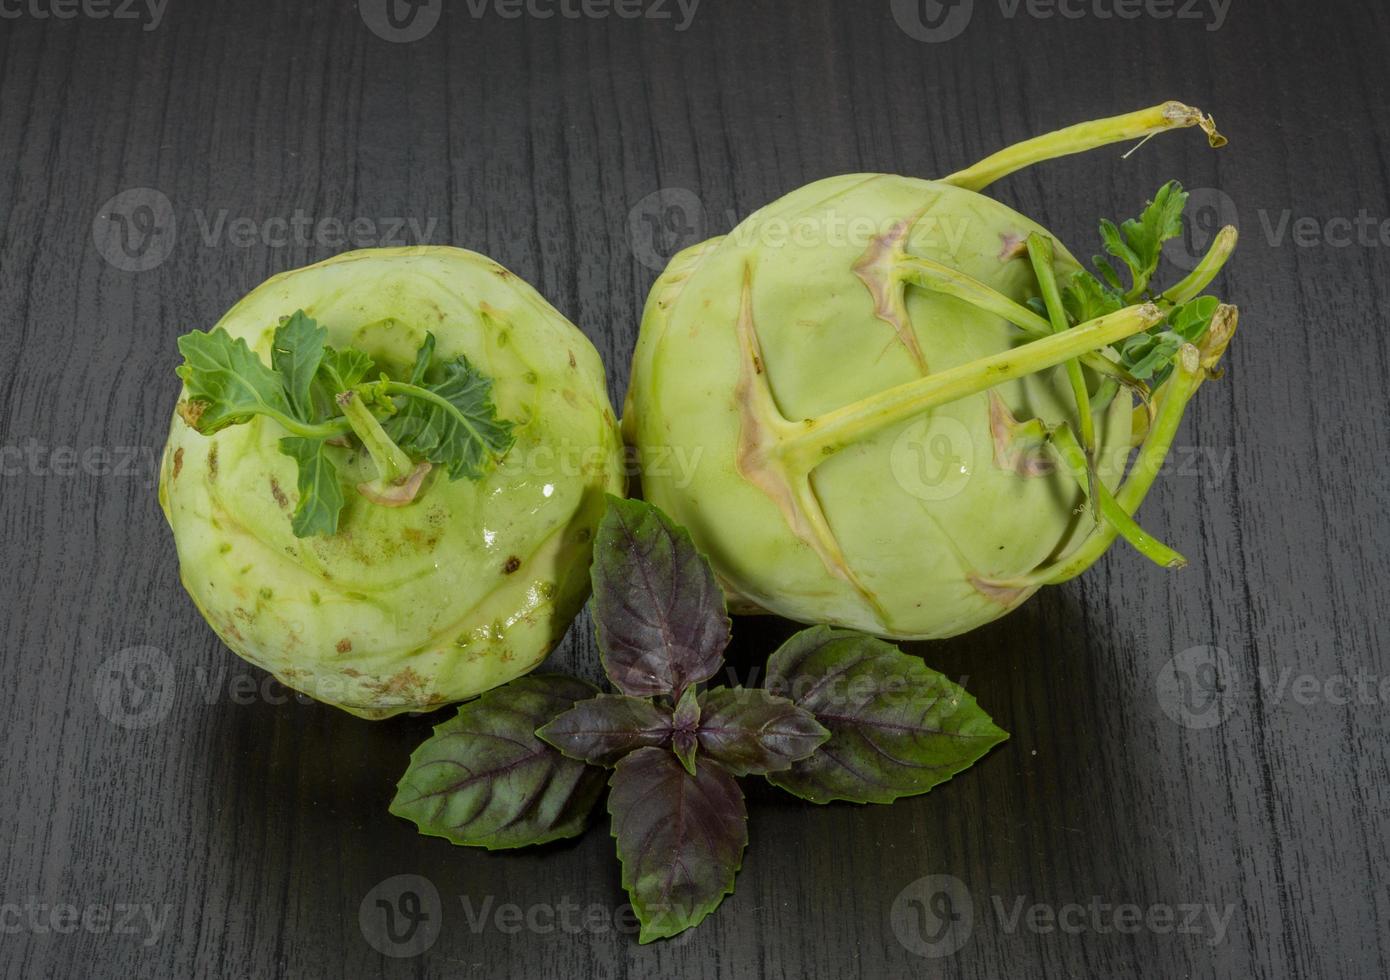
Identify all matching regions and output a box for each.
[389,675,605,849]
[696,687,830,777]
[591,496,731,697]
[537,694,673,767]
[608,747,748,943]
[671,686,701,774]
[764,627,1008,804]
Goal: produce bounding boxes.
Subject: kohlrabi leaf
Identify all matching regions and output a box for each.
[312,345,375,415]
[175,327,296,434]
[382,334,515,480]
[590,496,731,698]
[671,685,701,775]
[270,310,327,421]
[1098,180,1189,299]
[764,627,1007,804]
[390,674,606,850]
[1118,296,1221,385]
[537,694,673,767]
[695,687,829,777]
[1061,270,1125,326]
[278,436,347,538]
[608,746,747,943]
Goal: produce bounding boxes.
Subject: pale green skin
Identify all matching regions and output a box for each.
[625,175,1131,640]
[160,247,626,718]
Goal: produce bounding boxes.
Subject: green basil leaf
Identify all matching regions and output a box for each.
[390,674,605,850]
[764,627,1007,804]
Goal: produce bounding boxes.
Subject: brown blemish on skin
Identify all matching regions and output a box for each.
[336,638,353,653]
[366,667,428,697]
[997,232,1028,261]
[172,448,184,479]
[852,209,930,374]
[969,573,1032,607]
[207,444,219,479]
[502,556,521,575]
[568,350,577,369]
[270,477,288,508]
[342,667,362,677]
[988,392,1056,477]
[176,400,206,429]
[402,527,440,549]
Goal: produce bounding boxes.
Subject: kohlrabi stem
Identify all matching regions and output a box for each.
[896,255,1138,388]
[1019,304,1238,586]
[1026,234,1096,451]
[1050,424,1187,569]
[1160,226,1239,305]
[782,303,1165,466]
[941,102,1227,192]
[336,390,414,484]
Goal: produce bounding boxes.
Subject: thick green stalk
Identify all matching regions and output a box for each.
[942,102,1226,192]
[1027,234,1096,451]
[1007,304,1238,586]
[1160,226,1239,305]
[1050,424,1186,569]
[336,390,413,483]
[896,255,1137,387]
[781,303,1165,467]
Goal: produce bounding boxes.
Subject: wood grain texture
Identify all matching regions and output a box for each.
[1,0,1387,977]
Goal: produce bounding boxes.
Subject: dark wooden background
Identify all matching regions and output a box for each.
[2,0,1387,977]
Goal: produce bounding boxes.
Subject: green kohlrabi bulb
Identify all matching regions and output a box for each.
[161,247,626,718]
[624,103,1239,640]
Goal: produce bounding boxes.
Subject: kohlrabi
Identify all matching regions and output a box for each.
[160,247,625,718]
[624,102,1239,640]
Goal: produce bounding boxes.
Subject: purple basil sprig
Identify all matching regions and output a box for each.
[391,495,1007,943]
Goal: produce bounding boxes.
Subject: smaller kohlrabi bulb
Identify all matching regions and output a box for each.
[624,103,1238,640]
[160,247,626,718]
